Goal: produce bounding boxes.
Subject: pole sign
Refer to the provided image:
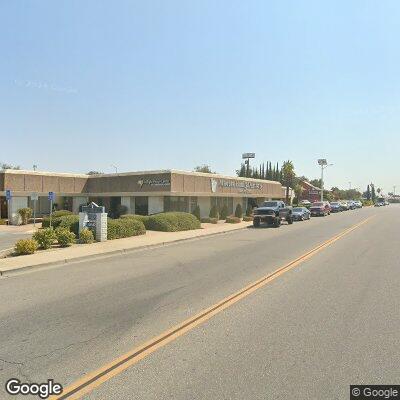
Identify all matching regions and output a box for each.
[48,192,55,201]
[31,193,39,201]
[6,190,12,201]
[242,153,255,159]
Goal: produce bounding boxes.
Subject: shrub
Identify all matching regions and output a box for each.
[33,228,56,249]
[201,217,218,224]
[245,204,253,217]
[209,205,219,219]
[107,218,146,240]
[52,210,73,218]
[234,204,243,218]
[0,219,7,225]
[145,212,201,232]
[42,216,61,228]
[120,214,150,224]
[15,239,38,255]
[192,205,201,221]
[219,204,228,220]
[58,215,80,235]
[79,228,94,244]
[243,215,253,221]
[226,216,241,224]
[18,208,32,225]
[55,228,76,247]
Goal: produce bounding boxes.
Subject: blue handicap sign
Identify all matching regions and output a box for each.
[48,191,56,201]
[5,190,12,201]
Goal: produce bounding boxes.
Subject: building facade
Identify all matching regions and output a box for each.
[0,169,291,224]
[298,180,323,203]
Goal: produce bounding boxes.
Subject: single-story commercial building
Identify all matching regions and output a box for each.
[0,169,292,224]
[298,180,327,203]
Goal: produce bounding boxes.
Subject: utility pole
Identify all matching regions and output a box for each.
[318,159,333,201]
[242,153,255,178]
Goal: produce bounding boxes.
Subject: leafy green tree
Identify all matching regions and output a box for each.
[209,205,219,219]
[194,165,216,174]
[366,185,371,200]
[219,204,228,220]
[281,160,295,204]
[192,205,201,221]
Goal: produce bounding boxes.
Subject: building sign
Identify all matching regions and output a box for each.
[48,192,56,201]
[309,189,320,195]
[137,178,171,189]
[210,178,262,193]
[5,190,12,201]
[79,202,107,242]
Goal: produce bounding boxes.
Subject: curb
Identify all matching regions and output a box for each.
[0,225,251,277]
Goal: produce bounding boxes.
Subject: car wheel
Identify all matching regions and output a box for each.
[253,218,260,228]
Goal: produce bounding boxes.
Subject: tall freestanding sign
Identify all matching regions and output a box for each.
[79,202,108,242]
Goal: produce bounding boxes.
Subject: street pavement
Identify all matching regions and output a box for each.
[0,232,31,253]
[0,206,398,399]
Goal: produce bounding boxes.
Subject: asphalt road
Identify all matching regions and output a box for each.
[0,232,31,253]
[0,206,398,399]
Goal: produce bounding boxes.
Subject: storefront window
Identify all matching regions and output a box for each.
[135,197,148,215]
[211,197,233,215]
[190,197,198,213]
[164,196,189,212]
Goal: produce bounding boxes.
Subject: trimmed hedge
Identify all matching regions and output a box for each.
[209,205,219,219]
[0,219,7,225]
[120,214,150,224]
[107,218,146,240]
[55,228,76,247]
[42,215,79,235]
[243,215,253,221]
[15,239,38,255]
[219,204,228,220]
[201,217,218,224]
[33,228,56,249]
[226,216,241,224]
[145,212,201,232]
[52,210,73,218]
[79,228,94,244]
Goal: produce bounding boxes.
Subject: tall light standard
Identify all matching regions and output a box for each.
[111,165,118,174]
[242,153,255,177]
[318,159,333,201]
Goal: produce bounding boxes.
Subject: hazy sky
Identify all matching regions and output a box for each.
[1,1,399,193]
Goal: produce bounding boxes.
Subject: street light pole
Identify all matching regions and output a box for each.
[318,159,333,202]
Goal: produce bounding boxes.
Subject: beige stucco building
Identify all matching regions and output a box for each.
[0,169,291,224]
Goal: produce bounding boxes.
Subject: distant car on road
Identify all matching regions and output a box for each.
[330,202,342,213]
[339,201,349,211]
[353,200,363,208]
[374,201,385,207]
[310,201,331,217]
[292,207,311,221]
[253,201,293,228]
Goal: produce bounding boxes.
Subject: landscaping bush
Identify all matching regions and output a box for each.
[145,212,201,232]
[79,228,94,244]
[120,214,150,224]
[226,216,242,224]
[55,228,76,247]
[58,215,80,235]
[0,219,7,225]
[33,228,56,249]
[234,204,243,219]
[201,217,218,224]
[18,208,32,225]
[209,205,219,219]
[42,216,61,228]
[243,215,253,221]
[245,204,253,217]
[219,204,228,220]
[52,210,73,218]
[15,239,38,255]
[192,205,201,221]
[107,218,146,240]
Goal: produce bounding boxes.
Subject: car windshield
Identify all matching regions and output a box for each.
[293,208,303,212]
[262,201,278,207]
[312,202,323,206]
[331,202,339,205]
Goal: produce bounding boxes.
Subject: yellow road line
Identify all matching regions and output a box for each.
[52,215,375,400]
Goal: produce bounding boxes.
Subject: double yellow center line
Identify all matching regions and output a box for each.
[52,215,374,399]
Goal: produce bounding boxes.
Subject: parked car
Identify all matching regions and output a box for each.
[345,200,356,210]
[330,202,342,212]
[298,200,312,209]
[253,201,293,228]
[292,207,311,221]
[339,201,349,211]
[374,201,385,207]
[310,201,331,217]
[354,200,363,208]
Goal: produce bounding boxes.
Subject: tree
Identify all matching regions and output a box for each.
[310,178,322,188]
[293,183,304,205]
[192,205,201,221]
[87,171,103,175]
[219,204,228,220]
[1,163,20,170]
[234,203,243,218]
[366,185,371,201]
[194,165,216,174]
[281,160,295,204]
[371,185,376,202]
[377,188,382,195]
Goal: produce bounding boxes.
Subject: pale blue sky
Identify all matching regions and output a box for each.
[1,1,399,193]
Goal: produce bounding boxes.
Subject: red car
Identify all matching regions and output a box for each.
[310,201,331,217]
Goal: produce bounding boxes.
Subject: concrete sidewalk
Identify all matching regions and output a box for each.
[0,221,253,275]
